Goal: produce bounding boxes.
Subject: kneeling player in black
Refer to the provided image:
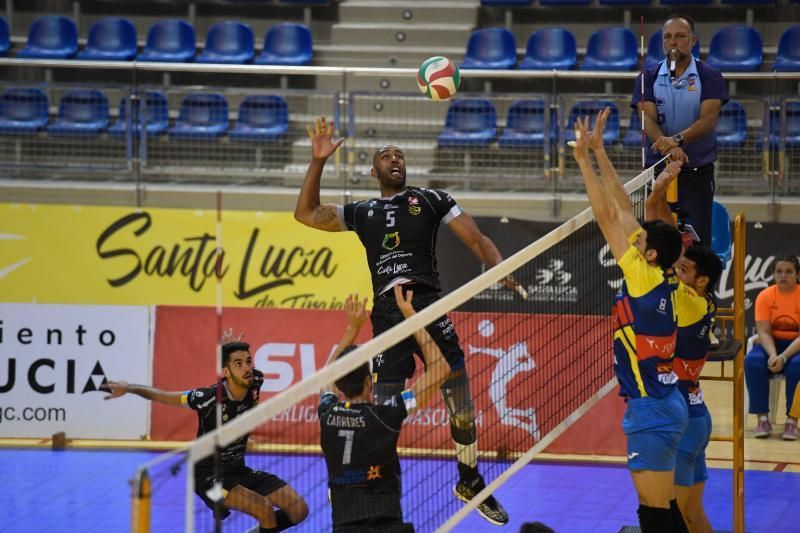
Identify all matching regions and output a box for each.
[319,287,451,532]
[297,116,511,525]
[102,342,308,533]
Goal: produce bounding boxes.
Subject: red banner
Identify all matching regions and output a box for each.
[151,306,623,454]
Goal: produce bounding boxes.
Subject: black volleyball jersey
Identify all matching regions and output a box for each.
[318,390,417,525]
[182,369,264,472]
[339,187,462,296]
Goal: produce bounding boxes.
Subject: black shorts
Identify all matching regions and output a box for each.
[334,519,414,533]
[370,285,465,383]
[195,464,288,519]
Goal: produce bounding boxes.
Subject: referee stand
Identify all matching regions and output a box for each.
[699,212,747,533]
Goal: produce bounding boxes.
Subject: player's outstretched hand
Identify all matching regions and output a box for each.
[394,285,416,319]
[570,115,591,158]
[101,380,129,400]
[344,293,369,332]
[652,159,683,198]
[220,328,244,345]
[307,116,344,162]
[588,107,610,152]
[500,274,529,300]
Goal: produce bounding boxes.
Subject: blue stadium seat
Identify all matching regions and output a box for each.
[565,101,620,143]
[540,0,591,6]
[138,20,196,62]
[774,26,800,72]
[255,23,313,65]
[437,99,497,147]
[644,29,701,69]
[78,18,137,61]
[481,0,533,4]
[48,89,109,137]
[582,27,637,71]
[461,28,517,70]
[706,26,762,72]
[711,201,731,264]
[109,91,169,137]
[721,0,773,4]
[623,111,643,148]
[716,101,747,149]
[520,28,576,70]
[230,95,288,142]
[661,0,712,4]
[0,88,49,135]
[757,101,800,150]
[0,17,9,56]
[169,93,229,139]
[17,16,78,59]
[197,21,254,64]
[498,99,557,148]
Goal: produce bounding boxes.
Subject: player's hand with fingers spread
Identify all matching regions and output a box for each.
[307,116,344,162]
[394,285,416,319]
[220,328,244,345]
[570,115,592,159]
[587,108,610,152]
[101,380,129,400]
[344,293,369,332]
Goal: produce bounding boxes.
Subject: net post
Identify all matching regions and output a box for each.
[131,467,151,533]
[732,213,746,533]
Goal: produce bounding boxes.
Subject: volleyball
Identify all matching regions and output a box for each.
[417,56,460,100]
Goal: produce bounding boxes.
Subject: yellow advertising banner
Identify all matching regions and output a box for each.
[0,203,372,308]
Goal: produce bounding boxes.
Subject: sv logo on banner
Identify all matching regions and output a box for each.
[0,303,150,439]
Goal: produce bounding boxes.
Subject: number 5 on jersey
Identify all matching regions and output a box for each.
[385,210,395,228]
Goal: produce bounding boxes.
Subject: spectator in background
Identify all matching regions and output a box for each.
[745,254,800,440]
[632,13,728,246]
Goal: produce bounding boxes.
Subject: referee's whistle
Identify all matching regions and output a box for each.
[668,48,678,84]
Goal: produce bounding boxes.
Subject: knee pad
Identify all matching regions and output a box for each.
[637,505,673,533]
[440,370,476,444]
[373,381,404,405]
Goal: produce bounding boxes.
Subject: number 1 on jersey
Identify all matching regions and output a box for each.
[385,210,395,227]
[338,429,355,465]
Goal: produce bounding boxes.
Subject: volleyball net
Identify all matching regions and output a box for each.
[132,159,662,532]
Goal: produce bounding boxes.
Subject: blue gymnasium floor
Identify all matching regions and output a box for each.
[2,449,799,533]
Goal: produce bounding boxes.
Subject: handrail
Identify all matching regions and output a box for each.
[2,58,800,80]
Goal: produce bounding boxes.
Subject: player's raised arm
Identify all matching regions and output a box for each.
[645,161,683,226]
[393,285,450,410]
[321,294,369,393]
[294,116,345,232]
[589,107,635,214]
[571,115,637,262]
[102,381,186,408]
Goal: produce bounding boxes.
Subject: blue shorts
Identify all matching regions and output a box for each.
[622,388,689,471]
[675,409,712,487]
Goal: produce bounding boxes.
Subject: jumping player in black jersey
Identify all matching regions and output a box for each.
[319,286,450,532]
[101,342,308,533]
[296,116,511,525]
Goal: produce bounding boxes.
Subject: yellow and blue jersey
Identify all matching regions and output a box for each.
[673,285,715,417]
[613,232,680,399]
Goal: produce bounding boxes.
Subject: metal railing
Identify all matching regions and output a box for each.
[0,59,798,200]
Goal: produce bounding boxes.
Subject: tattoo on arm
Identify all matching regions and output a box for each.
[313,206,337,227]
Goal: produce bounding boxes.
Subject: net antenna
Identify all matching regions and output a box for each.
[212,190,225,533]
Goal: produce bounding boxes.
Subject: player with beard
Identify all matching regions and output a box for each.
[294,116,511,526]
[102,342,308,533]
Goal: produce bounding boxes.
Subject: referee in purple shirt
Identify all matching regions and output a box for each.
[632,13,728,246]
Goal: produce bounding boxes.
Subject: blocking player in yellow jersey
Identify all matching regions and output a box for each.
[647,170,723,533]
[573,107,693,533]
